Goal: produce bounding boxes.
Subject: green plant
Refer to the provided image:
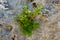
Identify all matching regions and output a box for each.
[14,5,43,36]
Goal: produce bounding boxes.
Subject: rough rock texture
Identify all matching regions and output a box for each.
[0,0,60,40]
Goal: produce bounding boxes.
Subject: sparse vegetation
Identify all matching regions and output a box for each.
[14,5,43,36]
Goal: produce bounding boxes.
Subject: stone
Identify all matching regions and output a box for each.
[3,24,13,32]
[0,12,4,18]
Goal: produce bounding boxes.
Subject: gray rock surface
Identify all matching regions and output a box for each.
[0,0,60,40]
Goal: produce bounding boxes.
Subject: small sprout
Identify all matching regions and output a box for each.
[32,6,43,18]
[14,5,43,36]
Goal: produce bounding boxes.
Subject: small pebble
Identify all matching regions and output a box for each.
[4,24,13,32]
[0,13,4,18]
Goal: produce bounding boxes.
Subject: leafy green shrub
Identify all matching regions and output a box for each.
[14,5,43,36]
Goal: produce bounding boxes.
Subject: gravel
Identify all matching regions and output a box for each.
[0,0,60,40]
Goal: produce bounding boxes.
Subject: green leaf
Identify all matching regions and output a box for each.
[33,22,40,30]
[32,6,43,17]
